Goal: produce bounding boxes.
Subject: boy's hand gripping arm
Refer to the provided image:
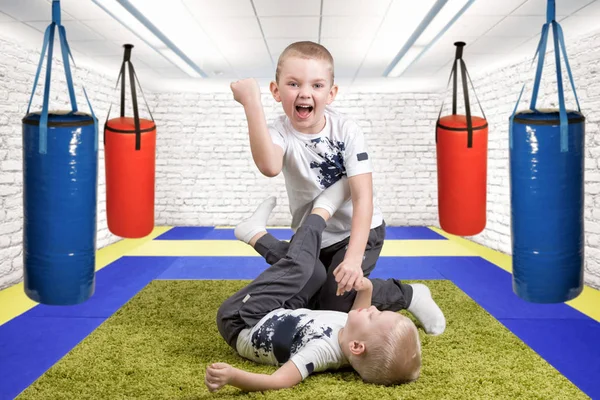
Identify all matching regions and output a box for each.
[230,78,283,177]
[205,361,302,393]
[333,173,374,296]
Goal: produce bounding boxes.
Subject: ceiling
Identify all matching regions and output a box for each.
[0,0,599,92]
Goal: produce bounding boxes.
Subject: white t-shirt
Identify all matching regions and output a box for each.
[236,308,350,380]
[269,106,383,248]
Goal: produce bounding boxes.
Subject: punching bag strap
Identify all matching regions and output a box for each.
[26,0,96,154]
[106,44,152,150]
[459,58,473,148]
[123,44,142,150]
[435,59,457,144]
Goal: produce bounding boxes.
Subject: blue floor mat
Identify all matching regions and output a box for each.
[500,319,600,399]
[384,226,446,240]
[0,257,173,399]
[155,227,293,240]
[432,257,590,320]
[156,256,448,280]
[155,226,447,241]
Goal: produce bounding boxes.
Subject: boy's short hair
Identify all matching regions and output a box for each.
[275,41,335,84]
[350,314,422,385]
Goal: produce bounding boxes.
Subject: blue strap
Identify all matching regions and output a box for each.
[27,0,97,154]
[530,23,550,111]
[57,25,98,151]
[39,23,56,154]
[552,21,568,152]
[58,25,77,112]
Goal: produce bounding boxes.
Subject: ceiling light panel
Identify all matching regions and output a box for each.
[93,0,165,48]
[199,17,263,45]
[260,16,320,38]
[67,40,124,57]
[253,0,321,16]
[50,0,113,20]
[267,37,319,59]
[2,0,74,22]
[322,0,392,16]
[82,18,145,43]
[357,0,435,77]
[321,16,383,39]
[442,14,505,38]
[484,16,547,37]
[415,0,472,46]
[182,0,255,17]
[127,0,218,63]
[512,0,595,17]
[26,20,105,41]
[466,0,528,16]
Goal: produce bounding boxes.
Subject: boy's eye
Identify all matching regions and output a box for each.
[314,84,323,89]
[288,83,298,87]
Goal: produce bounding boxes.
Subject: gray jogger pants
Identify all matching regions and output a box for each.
[254,220,413,313]
[216,214,328,350]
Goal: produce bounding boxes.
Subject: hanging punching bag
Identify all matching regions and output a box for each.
[22,0,99,305]
[436,42,488,236]
[509,0,584,303]
[105,44,156,238]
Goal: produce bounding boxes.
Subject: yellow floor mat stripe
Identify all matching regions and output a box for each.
[127,238,476,257]
[430,226,600,322]
[0,226,173,326]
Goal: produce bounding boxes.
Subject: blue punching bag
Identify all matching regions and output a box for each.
[22,0,98,305]
[509,0,584,303]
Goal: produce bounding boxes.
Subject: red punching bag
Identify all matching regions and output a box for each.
[104,44,156,238]
[436,42,488,236]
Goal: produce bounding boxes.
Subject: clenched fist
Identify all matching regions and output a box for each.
[205,362,234,392]
[230,78,261,107]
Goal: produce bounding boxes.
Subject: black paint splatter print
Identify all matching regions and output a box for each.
[251,312,334,363]
[307,137,346,188]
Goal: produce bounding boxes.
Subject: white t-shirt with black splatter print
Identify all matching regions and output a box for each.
[236,308,350,380]
[269,106,383,248]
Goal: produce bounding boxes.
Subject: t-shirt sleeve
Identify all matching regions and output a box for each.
[289,341,337,380]
[268,122,287,151]
[343,121,373,177]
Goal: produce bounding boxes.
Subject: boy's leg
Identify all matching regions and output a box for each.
[217,212,328,349]
[236,177,351,266]
[317,221,446,335]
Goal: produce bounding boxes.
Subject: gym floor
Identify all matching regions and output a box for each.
[0,226,599,399]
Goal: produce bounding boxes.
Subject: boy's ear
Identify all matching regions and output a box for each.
[270,81,281,102]
[349,340,365,356]
[327,84,339,105]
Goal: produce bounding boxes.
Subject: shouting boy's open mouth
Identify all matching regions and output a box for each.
[295,104,313,119]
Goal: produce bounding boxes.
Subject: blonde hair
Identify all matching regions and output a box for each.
[275,41,335,83]
[349,314,421,385]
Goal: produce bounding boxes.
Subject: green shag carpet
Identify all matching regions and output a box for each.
[18,280,586,400]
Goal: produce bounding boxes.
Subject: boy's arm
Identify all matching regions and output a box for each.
[230,79,283,177]
[205,361,302,393]
[350,277,373,311]
[333,173,373,296]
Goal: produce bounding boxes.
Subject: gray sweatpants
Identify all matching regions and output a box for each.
[255,220,413,313]
[216,214,328,350]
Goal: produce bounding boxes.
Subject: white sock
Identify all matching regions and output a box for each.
[313,177,351,217]
[407,284,446,336]
[234,196,277,244]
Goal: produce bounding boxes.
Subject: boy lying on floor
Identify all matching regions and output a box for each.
[206,179,443,392]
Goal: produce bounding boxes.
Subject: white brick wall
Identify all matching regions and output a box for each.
[152,92,440,227]
[466,29,600,289]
